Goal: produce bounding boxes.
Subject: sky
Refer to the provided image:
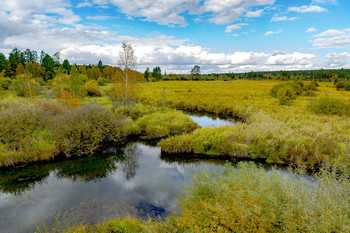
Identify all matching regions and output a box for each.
[0,0,349,74]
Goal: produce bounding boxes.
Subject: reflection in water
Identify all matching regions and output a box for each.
[0,142,224,232]
[187,113,234,128]
[0,140,306,233]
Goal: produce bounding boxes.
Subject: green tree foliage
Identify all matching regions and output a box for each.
[61,59,71,74]
[41,54,55,80]
[144,67,150,81]
[152,66,162,80]
[0,53,6,73]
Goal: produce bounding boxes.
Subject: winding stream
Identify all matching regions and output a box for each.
[0,114,298,232]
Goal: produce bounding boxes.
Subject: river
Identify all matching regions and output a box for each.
[0,114,297,232]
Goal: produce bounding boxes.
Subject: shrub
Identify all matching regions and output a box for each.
[114,103,158,120]
[0,77,12,90]
[277,86,297,105]
[336,82,350,91]
[53,104,128,157]
[303,83,319,91]
[84,80,103,96]
[310,96,349,115]
[270,84,285,97]
[97,77,108,86]
[303,90,317,97]
[177,162,350,233]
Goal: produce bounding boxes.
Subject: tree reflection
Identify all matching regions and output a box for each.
[121,143,139,180]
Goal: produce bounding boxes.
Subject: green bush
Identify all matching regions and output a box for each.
[303,90,317,97]
[303,83,319,91]
[336,82,350,91]
[270,84,285,97]
[277,86,297,105]
[97,77,108,86]
[310,96,349,115]
[114,103,158,120]
[177,162,350,233]
[84,80,103,96]
[0,100,131,167]
[0,77,12,90]
[53,104,128,157]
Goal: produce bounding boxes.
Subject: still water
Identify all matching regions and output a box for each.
[0,114,294,232]
[0,142,228,232]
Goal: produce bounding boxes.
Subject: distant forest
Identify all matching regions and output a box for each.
[1,48,350,83]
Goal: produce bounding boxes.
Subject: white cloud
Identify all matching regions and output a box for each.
[0,0,81,24]
[264,29,282,36]
[76,1,93,8]
[270,15,298,22]
[265,51,315,65]
[312,0,336,4]
[312,28,350,48]
[306,27,317,33]
[86,15,112,20]
[245,9,264,18]
[90,0,275,26]
[325,52,350,68]
[225,23,248,33]
[315,29,346,37]
[288,5,327,13]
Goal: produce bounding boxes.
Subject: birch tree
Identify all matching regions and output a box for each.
[118,41,137,101]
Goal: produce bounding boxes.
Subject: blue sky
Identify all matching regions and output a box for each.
[0,0,349,73]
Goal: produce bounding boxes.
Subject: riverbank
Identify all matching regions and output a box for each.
[138,80,350,172]
[0,99,198,168]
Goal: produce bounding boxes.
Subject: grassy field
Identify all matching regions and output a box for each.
[137,80,350,171]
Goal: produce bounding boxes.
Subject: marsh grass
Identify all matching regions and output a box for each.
[138,81,350,172]
[130,110,199,139]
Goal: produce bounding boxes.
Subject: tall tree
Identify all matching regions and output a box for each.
[8,48,24,77]
[0,53,6,73]
[144,67,150,81]
[42,54,55,80]
[118,41,137,101]
[62,59,71,74]
[152,66,162,80]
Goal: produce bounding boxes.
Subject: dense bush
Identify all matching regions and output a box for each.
[114,103,159,120]
[310,96,350,115]
[84,80,103,96]
[0,100,130,167]
[303,83,319,91]
[177,163,350,232]
[277,86,297,105]
[53,104,129,157]
[336,82,350,91]
[303,90,317,97]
